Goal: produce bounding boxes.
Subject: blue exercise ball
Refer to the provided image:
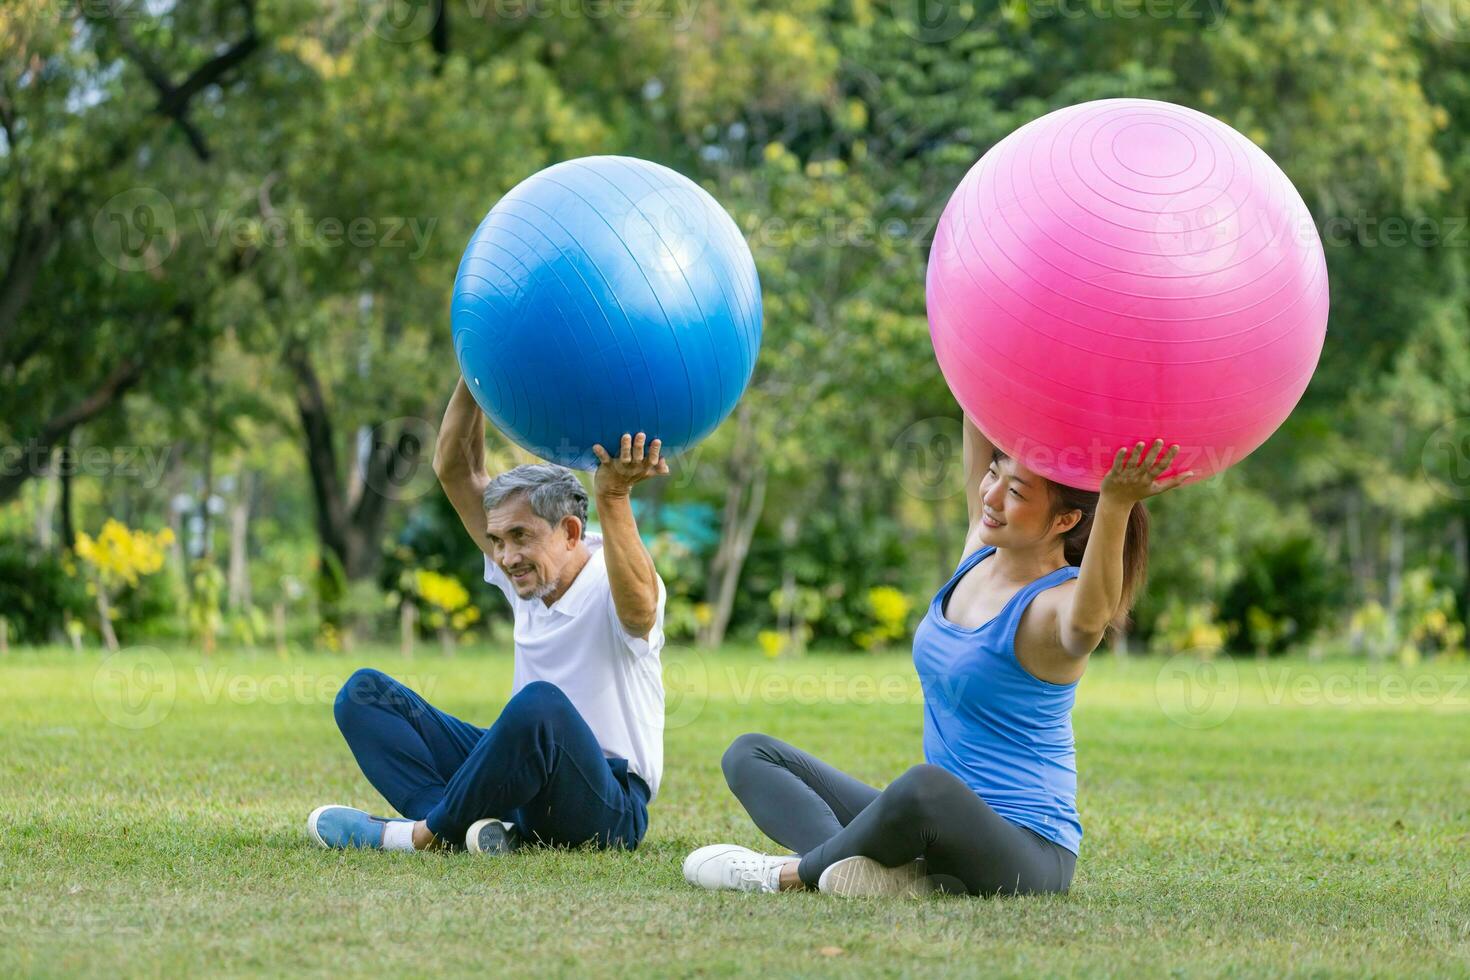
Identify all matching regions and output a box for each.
[451,155,763,470]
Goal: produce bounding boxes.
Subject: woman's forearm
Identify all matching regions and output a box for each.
[1067,495,1132,636]
[962,414,995,527]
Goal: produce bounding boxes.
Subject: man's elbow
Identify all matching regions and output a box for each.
[432,450,468,482]
[619,615,656,640]
[617,600,658,639]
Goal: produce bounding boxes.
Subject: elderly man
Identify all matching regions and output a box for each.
[307,376,668,854]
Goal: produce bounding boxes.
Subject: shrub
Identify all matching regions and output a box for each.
[1218,533,1346,656]
[853,585,914,651]
[1147,599,1228,656]
[0,537,89,643]
[72,520,176,651]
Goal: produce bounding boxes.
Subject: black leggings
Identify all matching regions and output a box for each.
[721,733,1076,896]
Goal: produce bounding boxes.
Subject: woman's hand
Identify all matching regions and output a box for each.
[592,432,670,497]
[1099,439,1194,506]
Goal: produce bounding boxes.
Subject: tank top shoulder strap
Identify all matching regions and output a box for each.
[995,562,1081,631]
[934,546,995,615]
[952,545,995,578]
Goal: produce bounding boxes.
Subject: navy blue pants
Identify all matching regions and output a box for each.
[333,669,649,849]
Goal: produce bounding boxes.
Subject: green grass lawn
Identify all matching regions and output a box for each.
[2,644,1467,977]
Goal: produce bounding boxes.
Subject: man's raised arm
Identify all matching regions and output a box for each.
[432,377,493,558]
[590,433,667,639]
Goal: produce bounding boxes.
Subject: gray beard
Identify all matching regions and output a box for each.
[528,575,560,601]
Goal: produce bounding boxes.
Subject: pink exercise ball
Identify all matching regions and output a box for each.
[926,98,1328,492]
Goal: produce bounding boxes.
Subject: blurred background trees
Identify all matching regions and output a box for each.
[3,0,1468,660]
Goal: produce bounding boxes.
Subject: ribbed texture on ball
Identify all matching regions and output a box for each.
[452,155,762,470]
[927,98,1329,491]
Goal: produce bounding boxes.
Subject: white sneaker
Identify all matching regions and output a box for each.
[817,855,932,897]
[465,818,523,855]
[683,843,789,893]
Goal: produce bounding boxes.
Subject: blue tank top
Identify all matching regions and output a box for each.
[912,545,1083,855]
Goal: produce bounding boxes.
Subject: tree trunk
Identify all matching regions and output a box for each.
[34,450,57,552]
[0,209,60,352]
[401,602,416,659]
[1345,488,1371,602]
[59,439,76,552]
[286,342,423,585]
[198,364,216,562]
[700,460,767,649]
[227,469,255,610]
[1460,506,1470,631]
[95,583,120,653]
[1387,508,1405,634]
[777,514,799,653]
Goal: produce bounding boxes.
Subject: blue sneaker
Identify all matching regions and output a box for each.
[307,804,412,849]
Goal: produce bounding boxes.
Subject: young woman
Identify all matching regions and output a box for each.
[684,421,1193,897]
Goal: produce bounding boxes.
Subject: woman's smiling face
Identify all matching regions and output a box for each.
[976,452,1076,545]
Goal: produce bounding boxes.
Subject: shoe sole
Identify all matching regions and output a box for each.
[466,818,522,855]
[817,856,931,898]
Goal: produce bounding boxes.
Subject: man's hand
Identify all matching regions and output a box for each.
[590,432,665,639]
[591,433,669,497]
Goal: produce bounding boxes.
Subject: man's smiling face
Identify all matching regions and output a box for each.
[485,494,581,600]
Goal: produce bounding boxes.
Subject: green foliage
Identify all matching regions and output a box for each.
[187,560,226,651]
[5,0,1470,658]
[1219,534,1348,655]
[111,564,185,644]
[736,507,911,648]
[1345,585,1468,665]
[1146,599,1229,656]
[0,538,88,643]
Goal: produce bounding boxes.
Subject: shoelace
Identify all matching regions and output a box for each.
[724,856,780,892]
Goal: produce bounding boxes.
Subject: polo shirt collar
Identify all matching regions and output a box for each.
[545,534,605,618]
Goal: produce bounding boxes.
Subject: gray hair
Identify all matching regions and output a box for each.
[482,463,589,529]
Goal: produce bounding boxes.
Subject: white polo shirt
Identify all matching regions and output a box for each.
[483,532,666,799]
